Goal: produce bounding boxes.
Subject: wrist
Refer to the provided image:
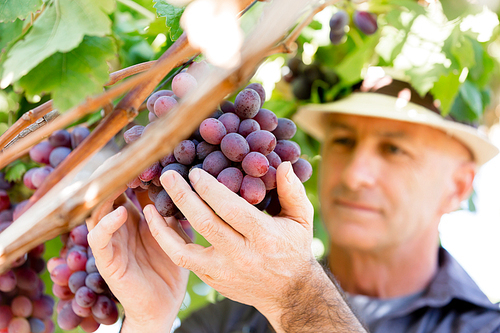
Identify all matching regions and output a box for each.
[120,314,177,333]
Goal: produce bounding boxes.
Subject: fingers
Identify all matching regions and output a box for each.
[276,162,314,228]
[160,171,244,246]
[179,168,270,239]
[87,187,127,231]
[87,206,128,264]
[143,204,211,275]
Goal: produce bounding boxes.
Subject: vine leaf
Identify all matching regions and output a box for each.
[2,0,115,84]
[5,160,26,182]
[153,0,184,41]
[0,0,43,22]
[19,37,116,112]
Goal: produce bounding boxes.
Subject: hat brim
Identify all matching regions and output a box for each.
[293,92,499,166]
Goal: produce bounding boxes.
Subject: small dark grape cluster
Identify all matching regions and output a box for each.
[125,62,313,218]
[48,225,118,332]
[285,59,339,101]
[329,9,378,45]
[0,190,55,333]
[23,127,90,191]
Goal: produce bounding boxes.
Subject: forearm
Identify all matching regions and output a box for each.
[261,261,366,333]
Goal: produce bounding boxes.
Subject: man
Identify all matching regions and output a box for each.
[86,72,500,333]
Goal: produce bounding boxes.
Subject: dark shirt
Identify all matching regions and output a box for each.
[175,248,500,333]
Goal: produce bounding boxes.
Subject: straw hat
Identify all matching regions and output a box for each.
[293,71,499,166]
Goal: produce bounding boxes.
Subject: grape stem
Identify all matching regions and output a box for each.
[266,0,340,57]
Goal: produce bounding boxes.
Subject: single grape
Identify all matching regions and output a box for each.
[148,185,163,202]
[50,264,72,286]
[7,317,30,333]
[217,167,244,193]
[246,130,277,156]
[260,166,277,190]
[70,127,91,149]
[172,72,198,98]
[139,162,161,183]
[11,295,33,317]
[52,284,73,300]
[160,154,176,167]
[0,272,16,293]
[330,30,345,45]
[147,90,175,113]
[49,130,71,148]
[91,295,118,322]
[242,152,269,178]
[154,190,178,217]
[154,96,178,118]
[174,140,196,165]
[238,119,260,137]
[47,258,66,274]
[253,109,278,131]
[68,271,88,294]
[0,190,10,212]
[161,163,189,179]
[31,167,51,189]
[67,250,87,272]
[80,316,100,333]
[28,317,45,333]
[149,111,158,122]
[15,268,38,291]
[246,83,266,107]
[239,175,266,205]
[49,147,72,168]
[274,140,301,164]
[234,89,261,119]
[353,11,378,35]
[254,191,272,211]
[272,118,297,140]
[220,101,236,113]
[291,76,312,100]
[57,303,83,330]
[292,158,313,183]
[199,118,227,145]
[71,298,92,318]
[210,109,223,119]
[32,296,54,319]
[196,141,218,160]
[330,10,349,33]
[202,151,230,177]
[187,60,210,80]
[266,151,282,169]
[75,286,97,308]
[29,141,54,165]
[218,113,240,133]
[220,133,250,162]
[123,125,144,144]
[85,272,106,294]
[265,189,281,216]
[0,305,12,329]
[70,224,89,247]
[22,168,37,190]
[85,257,97,274]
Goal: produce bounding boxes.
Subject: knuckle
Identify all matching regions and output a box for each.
[171,251,189,269]
[170,188,189,207]
[196,216,219,237]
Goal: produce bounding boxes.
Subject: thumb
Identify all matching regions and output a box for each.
[276,161,314,227]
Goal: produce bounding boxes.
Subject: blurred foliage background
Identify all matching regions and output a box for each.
[1,0,500,331]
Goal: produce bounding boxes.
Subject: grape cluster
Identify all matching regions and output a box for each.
[48,225,118,332]
[24,127,90,191]
[329,9,378,45]
[0,195,55,333]
[125,64,313,217]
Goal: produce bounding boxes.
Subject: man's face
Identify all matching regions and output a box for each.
[319,114,472,251]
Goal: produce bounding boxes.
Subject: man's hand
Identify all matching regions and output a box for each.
[144,162,365,332]
[86,190,190,333]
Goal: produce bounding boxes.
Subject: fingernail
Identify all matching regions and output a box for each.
[285,161,295,184]
[160,171,175,189]
[189,168,201,185]
[144,206,152,222]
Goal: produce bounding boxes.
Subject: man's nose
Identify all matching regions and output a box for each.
[340,145,378,191]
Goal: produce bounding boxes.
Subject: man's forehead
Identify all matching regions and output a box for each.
[325,114,418,138]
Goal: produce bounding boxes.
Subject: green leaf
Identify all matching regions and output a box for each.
[0,19,24,52]
[449,94,477,122]
[153,1,184,41]
[388,0,426,16]
[459,80,483,118]
[19,36,116,112]
[2,0,115,83]
[431,71,460,116]
[405,63,447,97]
[5,160,27,182]
[335,34,379,85]
[0,0,42,22]
[451,35,475,69]
[440,0,481,20]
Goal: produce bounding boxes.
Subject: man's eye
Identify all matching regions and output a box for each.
[333,137,355,147]
[382,144,404,155]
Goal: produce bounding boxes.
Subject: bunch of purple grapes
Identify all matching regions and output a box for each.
[47,225,118,332]
[23,127,90,191]
[329,9,378,45]
[0,195,55,333]
[125,64,312,217]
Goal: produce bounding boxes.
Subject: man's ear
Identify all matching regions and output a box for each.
[441,161,476,214]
